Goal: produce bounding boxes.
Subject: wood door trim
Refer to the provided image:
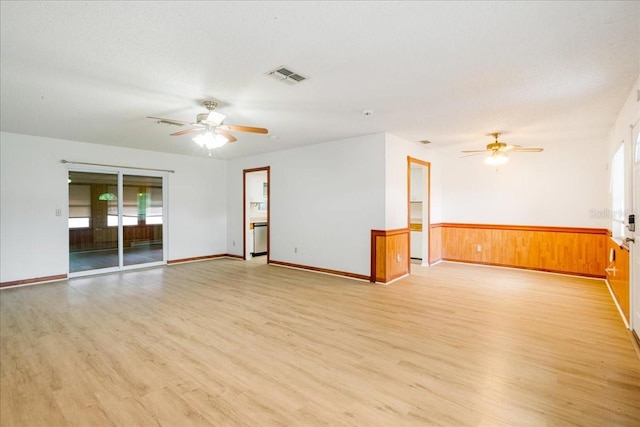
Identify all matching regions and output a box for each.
[243,167,270,263]
[407,157,431,265]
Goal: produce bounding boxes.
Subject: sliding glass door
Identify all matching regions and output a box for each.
[122,174,164,267]
[68,170,165,275]
[68,171,120,273]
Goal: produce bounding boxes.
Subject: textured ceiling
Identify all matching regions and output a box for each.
[1,1,638,159]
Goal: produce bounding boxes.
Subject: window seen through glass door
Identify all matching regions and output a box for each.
[122,175,164,266]
[68,171,119,273]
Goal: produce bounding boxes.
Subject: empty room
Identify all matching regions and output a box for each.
[1,1,639,426]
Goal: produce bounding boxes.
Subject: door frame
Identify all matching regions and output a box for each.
[407,156,431,266]
[630,119,639,341]
[243,166,270,262]
[67,166,168,277]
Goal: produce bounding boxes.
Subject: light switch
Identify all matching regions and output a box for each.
[55,209,62,216]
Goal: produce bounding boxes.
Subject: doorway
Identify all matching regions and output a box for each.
[407,157,431,266]
[243,167,270,262]
[68,170,166,275]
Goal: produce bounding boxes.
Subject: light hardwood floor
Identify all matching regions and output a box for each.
[1,260,639,426]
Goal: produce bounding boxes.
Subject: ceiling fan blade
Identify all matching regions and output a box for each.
[460,152,487,158]
[219,124,269,134]
[147,116,195,126]
[502,145,521,151]
[461,149,490,153]
[170,127,203,136]
[511,147,544,152]
[217,129,237,143]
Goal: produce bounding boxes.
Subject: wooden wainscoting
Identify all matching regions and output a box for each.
[70,224,163,251]
[371,228,410,283]
[606,239,630,322]
[429,224,442,264]
[438,223,608,278]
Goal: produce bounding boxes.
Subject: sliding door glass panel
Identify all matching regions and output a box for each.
[122,174,164,266]
[68,171,119,273]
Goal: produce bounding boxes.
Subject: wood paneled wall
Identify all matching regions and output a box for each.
[605,239,630,321]
[429,224,442,264]
[69,225,163,251]
[432,223,608,278]
[371,228,410,283]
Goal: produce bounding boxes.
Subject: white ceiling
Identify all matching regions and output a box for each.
[1,1,638,159]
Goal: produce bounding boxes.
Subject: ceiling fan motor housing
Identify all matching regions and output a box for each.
[487,142,507,150]
[203,100,217,110]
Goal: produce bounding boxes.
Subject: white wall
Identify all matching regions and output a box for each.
[438,133,609,228]
[606,74,640,232]
[227,134,386,276]
[0,132,227,283]
[608,75,640,157]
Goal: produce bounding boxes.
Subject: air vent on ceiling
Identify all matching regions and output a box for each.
[266,66,307,85]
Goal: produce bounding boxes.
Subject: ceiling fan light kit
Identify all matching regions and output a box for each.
[484,151,509,165]
[193,131,229,149]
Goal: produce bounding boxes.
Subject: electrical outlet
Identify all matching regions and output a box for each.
[476,245,482,252]
[55,209,62,216]
[232,241,236,246]
[294,247,298,253]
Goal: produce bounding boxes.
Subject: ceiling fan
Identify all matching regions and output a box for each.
[461,132,543,165]
[147,101,268,150]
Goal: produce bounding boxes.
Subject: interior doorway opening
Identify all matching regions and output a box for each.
[243,167,270,262]
[407,157,431,267]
